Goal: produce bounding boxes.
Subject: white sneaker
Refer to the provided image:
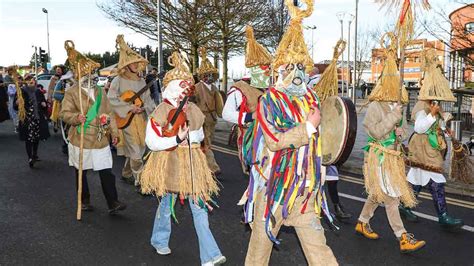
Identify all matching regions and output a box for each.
[155,247,171,255]
[202,255,226,266]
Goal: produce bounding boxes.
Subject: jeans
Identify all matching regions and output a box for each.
[151,193,222,264]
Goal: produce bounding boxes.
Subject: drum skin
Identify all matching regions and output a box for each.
[320,96,357,166]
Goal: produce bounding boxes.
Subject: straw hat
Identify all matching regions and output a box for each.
[116,34,148,73]
[64,40,101,79]
[162,51,194,88]
[272,0,314,72]
[368,32,409,103]
[418,48,456,102]
[245,25,272,68]
[196,47,218,77]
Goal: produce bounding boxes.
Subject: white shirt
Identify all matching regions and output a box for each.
[407,110,446,185]
[222,87,247,125]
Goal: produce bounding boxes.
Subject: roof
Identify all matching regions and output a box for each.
[449,4,474,21]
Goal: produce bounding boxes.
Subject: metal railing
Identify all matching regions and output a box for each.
[406,87,473,136]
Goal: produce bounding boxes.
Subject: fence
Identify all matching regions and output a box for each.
[406,87,473,136]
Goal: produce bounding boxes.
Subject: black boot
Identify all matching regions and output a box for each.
[334,203,352,220]
[438,212,463,230]
[399,205,419,222]
[82,194,94,212]
[108,201,127,215]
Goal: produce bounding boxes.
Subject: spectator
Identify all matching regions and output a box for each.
[0,74,9,123]
[146,67,161,104]
[15,76,50,167]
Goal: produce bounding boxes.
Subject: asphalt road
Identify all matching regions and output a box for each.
[0,123,473,266]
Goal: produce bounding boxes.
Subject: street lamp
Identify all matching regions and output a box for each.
[347,13,355,100]
[336,12,345,96]
[353,0,359,103]
[306,25,317,61]
[42,8,50,68]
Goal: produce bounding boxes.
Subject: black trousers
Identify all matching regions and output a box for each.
[75,168,118,209]
[25,141,39,159]
[327,180,340,205]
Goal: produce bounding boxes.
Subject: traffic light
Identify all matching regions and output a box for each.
[39,47,48,66]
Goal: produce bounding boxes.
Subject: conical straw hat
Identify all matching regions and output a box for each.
[245,25,272,68]
[196,47,218,77]
[64,40,101,79]
[418,48,456,102]
[163,51,194,88]
[273,0,314,72]
[116,34,148,72]
[313,39,346,102]
[368,32,409,103]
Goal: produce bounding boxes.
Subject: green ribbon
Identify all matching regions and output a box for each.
[363,118,403,164]
[77,87,102,134]
[426,120,441,150]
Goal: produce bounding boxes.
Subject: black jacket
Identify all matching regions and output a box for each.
[14,88,50,141]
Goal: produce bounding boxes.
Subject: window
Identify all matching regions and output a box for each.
[466,22,474,34]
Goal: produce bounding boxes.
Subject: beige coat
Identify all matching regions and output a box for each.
[408,101,446,173]
[60,84,118,149]
[194,81,221,121]
[363,101,408,146]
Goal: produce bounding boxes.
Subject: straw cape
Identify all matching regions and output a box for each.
[313,39,346,102]
[245,25,272,68]
[418,48,456,102]
[272,0,314,71]
[196,47,218,78]
[115,34,148,74]
[368,32,409,104]
[162,52,194,88]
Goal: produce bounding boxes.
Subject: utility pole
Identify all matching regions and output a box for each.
[42,8,51,67]
[347,14,354,100]
[337,12,346,96]
[157,0,163,74]
[353,0,359,103]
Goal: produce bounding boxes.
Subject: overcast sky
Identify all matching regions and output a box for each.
[0,0,464,76]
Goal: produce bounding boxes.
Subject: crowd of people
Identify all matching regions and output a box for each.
[0,1,469,265]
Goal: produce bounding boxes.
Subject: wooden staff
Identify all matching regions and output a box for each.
[76,64,84,221]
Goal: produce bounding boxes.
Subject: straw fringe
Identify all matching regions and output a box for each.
[245,25,272,68]
[313,40,346,102]
[140,145,219,200]
[7,66,26,122]
[364,143,417,208]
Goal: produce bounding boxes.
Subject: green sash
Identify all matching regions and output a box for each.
[77,87,102,134]
[426,119,441,150]
[363,118,403,164]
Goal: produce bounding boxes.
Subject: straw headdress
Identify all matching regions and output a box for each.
[245,25,272,68]
[163,51,194,88]
[64,40,101,79]
[368,32,409,103]
[418,48,456,102]
[273,0,314,72]
[313,40,346,102]
[115,34,148,73]
[196,47,218,77]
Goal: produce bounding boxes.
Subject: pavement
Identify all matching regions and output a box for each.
[0,120,473,265]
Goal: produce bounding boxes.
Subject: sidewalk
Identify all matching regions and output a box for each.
[213,109,474,198]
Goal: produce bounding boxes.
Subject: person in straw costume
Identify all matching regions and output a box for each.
[107,34,155,187]
[399,48,463,229]
[222,25,272,174]
[355,32,425,253]
[242,1,338,265]
[60,41,126,214]
[193,47,224,175]
[140,52,225,266]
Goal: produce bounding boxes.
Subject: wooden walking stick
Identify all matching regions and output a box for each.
[76,63,84,221]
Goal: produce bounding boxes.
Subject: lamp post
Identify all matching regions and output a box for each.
[156,0,163,73]
[306,25,317,61]
[347,14,354,101]
[352,0,362,104]
[336,12,345,96]
[42,8,50,67]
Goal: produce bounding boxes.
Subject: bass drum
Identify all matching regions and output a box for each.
[320,96,357,166]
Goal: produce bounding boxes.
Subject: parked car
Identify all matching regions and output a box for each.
[96,76,108,87]
[36,74,54,98]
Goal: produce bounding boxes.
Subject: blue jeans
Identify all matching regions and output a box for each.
[151,193,222,264]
